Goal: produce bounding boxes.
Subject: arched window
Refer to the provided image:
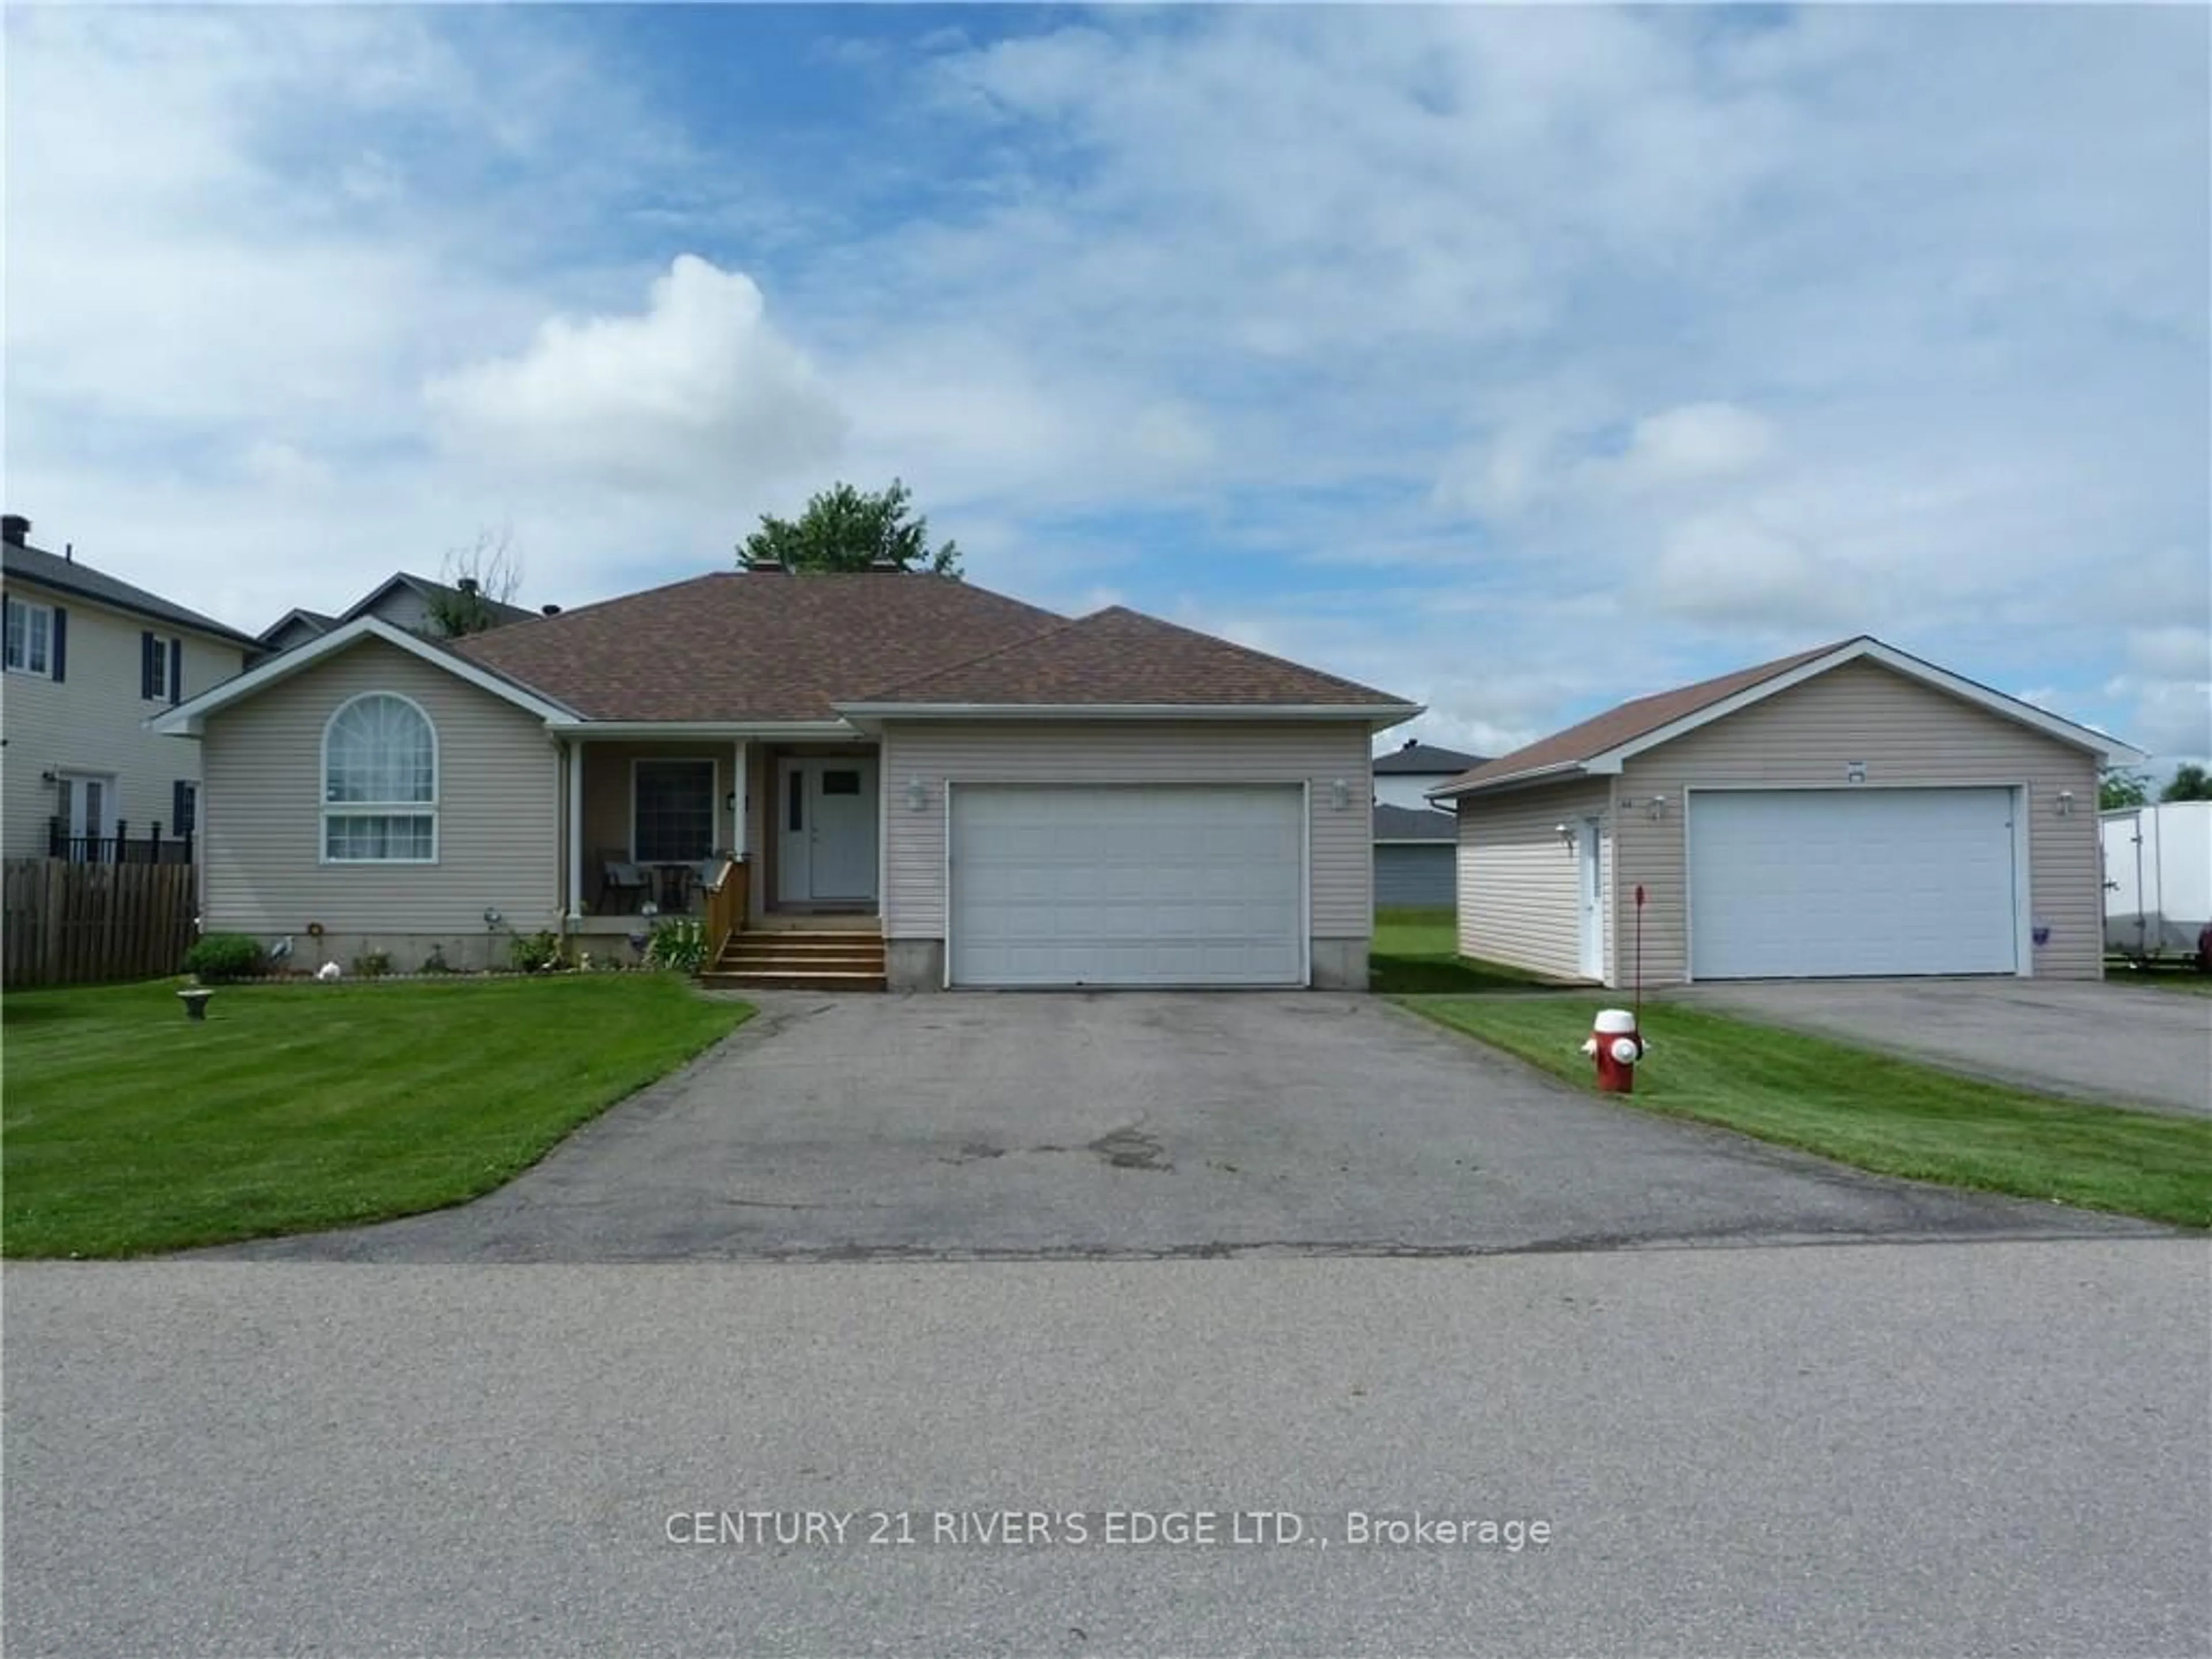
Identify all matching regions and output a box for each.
[321,693,437,863]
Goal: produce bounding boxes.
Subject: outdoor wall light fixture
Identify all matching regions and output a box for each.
[724,790,738,813]
[905,778,928,812]
[39,768,57,785]
[1844,760,1868,784]
[481,907,503,927]
[1556,822,1577,851]
[1643,794,1669,822]
[1330,778,1351,809]
[2055,790,2075,817]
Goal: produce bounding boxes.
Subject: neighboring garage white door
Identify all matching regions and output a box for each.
[1688,787,2019,979]
[949,784,1305,987]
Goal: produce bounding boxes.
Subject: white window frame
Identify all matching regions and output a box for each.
[5,597,54,677]
[320,691,440,865]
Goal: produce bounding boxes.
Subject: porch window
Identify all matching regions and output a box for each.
[634,759,715,862]
[322,692,437,863]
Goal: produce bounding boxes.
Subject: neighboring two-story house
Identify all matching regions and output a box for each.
[2,514,257,862]
[1372,738,1488,908]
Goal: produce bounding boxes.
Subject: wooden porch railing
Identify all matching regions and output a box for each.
[702,856,748,964]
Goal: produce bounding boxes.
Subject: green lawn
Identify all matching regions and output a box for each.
[2105,960,2212,997]
[3,975,751,1258]
[1401,996,2212,1229]
[1370,908,1563,994]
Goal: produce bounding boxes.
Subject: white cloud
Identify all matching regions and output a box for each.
[1617,403,1777,488]
[3,4,2203,760]
[426,256,848,499]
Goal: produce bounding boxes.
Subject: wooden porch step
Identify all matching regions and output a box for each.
[703,927,887,992]
[700,968,887,992]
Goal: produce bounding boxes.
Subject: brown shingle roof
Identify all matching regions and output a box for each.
[848,605,1416,709]
[453,571,1066,721]
[1437,638,1859,795]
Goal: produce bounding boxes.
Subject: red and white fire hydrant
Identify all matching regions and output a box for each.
[1580,1008,1645,1093]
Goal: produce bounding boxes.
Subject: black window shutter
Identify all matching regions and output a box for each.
[51,608,66,682]
[141,632,156,699]
[169,636,183,704]
[173,780,196,835]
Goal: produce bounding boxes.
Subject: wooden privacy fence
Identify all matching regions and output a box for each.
[2,858,197,988]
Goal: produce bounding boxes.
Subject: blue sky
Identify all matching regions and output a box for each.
[7,4,2208,766]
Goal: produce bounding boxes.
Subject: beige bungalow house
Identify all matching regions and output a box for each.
[1430,637,2142,987]
[154,566,1417,991]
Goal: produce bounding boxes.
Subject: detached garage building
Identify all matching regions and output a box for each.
[1430,638,2142,986]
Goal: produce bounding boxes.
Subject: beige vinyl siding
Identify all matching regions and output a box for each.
[1455,778,1612,980]
[1614,659,2104,983]
[200,639,558,936]
[0,575,247,860]
[880,721,1373,941]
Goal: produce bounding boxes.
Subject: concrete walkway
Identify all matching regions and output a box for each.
[1672,979,2211,1116]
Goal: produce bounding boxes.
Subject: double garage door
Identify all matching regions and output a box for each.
[1688,787,2020,979]
[949,785,1305,987]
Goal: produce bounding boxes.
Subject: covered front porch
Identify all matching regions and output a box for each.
[555,732,886,943]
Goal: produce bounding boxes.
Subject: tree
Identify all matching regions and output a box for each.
[427,525,524,637]
[738,479,962,577]
[2100,767,2152,810]
[2160,763,2212,802]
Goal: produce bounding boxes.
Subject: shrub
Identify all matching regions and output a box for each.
[351,948,393,979]
[508,930,565,974]
[645,918,707,974]
[183,933,264,982]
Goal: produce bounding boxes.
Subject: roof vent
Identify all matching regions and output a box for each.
[540,603,562,617]
[1,514,28,546]
[743,552,785,573]
[868,551,900,571]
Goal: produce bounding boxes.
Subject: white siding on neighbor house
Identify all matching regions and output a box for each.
[1455,779,1613,982]
[199,639,559,938]
[0,575,247,860]
[1613,659,2104,983]
[880,722,1374,941]
[1374,772,1459,810]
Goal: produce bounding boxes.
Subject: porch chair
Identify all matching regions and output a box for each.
[597,851,649,914]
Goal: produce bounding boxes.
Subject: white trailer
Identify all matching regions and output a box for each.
[2101,801,2212,958]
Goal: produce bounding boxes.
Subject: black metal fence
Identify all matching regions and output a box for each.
[47,819,196,867]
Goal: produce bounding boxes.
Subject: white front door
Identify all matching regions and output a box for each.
[776,757,879,904]
[55,771,116,857]
[1577,817,1606,980]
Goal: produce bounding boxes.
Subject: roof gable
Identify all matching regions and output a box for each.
[338,571,537,632]
[843,605,1416,712]
[1435,635,2139,798]
[152,615,578,736]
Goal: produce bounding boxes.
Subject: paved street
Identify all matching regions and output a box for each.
[211,993,2152,1262]
[5,1241,2206,1657]
[1675,978,2212,1118]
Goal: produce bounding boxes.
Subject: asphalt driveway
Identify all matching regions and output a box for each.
[213,993,2154,1262]
[1672,978,2212,1118]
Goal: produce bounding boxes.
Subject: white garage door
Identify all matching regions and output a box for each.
[949,785,1305,987]
[1689,788,2018,979]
